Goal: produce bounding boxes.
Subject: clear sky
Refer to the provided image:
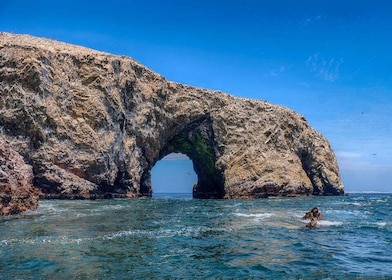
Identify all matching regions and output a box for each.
[1,0,392,193]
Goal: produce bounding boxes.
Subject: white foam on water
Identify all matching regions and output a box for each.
[299,219,309,225]
[100,204,129,211]
[317,220,343,226]
[326,209,363,218]
[295,213,305,219]
[36,202,66,214]
[0,235,94,246]
[224,202,243,208]
[375,222,387,228]
[105,225,214,241]
[350,202,365,206]
[75,213,89,217]
[235,213,274,219]
[0,239,15,246]
[106,229,150,239]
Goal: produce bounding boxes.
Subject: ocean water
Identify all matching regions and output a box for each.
[1,193,391,279]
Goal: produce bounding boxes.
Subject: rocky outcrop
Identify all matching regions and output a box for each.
[0,32,344,201]
[303,207,325,228]
[0,136,39,215]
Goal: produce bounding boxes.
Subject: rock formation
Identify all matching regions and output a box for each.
[0,32,344,205]
[0,136,39,215]
[303,207,325,228]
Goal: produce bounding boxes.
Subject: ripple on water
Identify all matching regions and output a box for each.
[1,194,391,279]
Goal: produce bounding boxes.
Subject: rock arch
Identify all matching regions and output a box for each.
[140,115,225,198]
[0,33,344,206]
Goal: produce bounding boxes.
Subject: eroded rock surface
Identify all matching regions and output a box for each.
[0,136,39,215]
[0,32,344,200]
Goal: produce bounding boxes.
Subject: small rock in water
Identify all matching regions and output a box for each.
[305,217,318,228]
[303,206,325,228]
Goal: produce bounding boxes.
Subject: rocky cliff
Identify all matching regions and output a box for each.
[0,32,344,210]
[0,136,39,215]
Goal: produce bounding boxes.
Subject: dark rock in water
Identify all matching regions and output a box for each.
[303,206,325,220]
[303,206,325,228]
[0,137,39,215]
[0,32,344,203]
[306,217,318,228]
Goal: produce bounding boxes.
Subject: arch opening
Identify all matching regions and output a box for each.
[140,115,226,198]
[151,153,197,197]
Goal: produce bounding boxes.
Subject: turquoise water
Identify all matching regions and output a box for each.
[1,193,391,279]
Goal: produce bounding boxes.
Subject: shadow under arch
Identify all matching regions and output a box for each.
[140,115,225,198]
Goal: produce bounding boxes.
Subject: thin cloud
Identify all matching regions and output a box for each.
[306,53,343,82]
[269,65,287,77]
[301,15,325,26]
[298,82,310,88]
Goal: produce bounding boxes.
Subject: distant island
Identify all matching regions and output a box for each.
[0,32,343,215]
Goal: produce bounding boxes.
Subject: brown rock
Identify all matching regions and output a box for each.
[303,206,325,220]
[303,207,326,228]
[306,217,318,228]
[0,136,39,215]
[0,32,344,200]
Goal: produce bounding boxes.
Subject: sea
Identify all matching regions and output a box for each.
[1,193,391,279]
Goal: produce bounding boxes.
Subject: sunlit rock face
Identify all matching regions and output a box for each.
[0,32,344,202]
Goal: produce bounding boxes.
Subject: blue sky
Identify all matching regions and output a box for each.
[1,0,392,193]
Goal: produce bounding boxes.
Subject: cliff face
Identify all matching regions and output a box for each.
[0,136,39,215]
[0,32,344,206]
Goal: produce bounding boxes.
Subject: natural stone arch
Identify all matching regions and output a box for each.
[140,115,225,198]
[0,33,344,209]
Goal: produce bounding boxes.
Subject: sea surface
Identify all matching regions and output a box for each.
[1,193,391,279]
